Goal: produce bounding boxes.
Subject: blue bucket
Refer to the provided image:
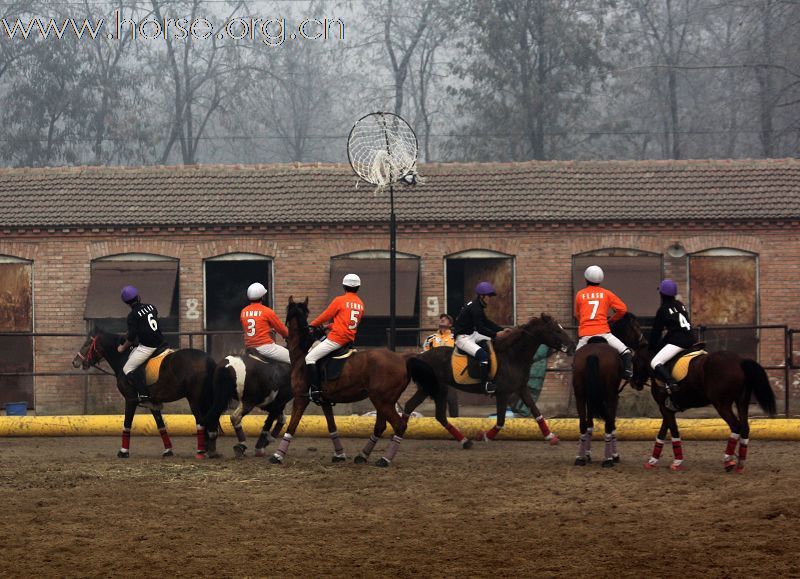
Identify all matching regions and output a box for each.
[4,402,28,416]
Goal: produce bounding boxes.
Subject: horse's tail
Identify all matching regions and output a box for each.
[201,361,237,431]
[741,359,777,416]
[407,357,439,399]
[585,354,608,420]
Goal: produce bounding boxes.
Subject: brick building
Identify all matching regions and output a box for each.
[0,159,798,415]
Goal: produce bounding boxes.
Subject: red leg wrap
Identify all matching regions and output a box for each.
[159,427,172,449]
[196,425,206,453]
[445,422,466,442]
[738,442,748,462]
[485,425,502,441]
[535,416,551,437]
[725,436,739,456]
[121,428,131,451]
[652,440,664,460]
[672,440,683,461]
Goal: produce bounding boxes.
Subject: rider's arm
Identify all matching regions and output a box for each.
[607,290,628,323]
[648,307,665,351]
[309,298,339,329]
[267,308,289,339]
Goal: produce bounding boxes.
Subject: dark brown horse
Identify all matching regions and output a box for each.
[201,352,291,458]
[270,297,420,467]
[73,329,216,458]
[403,314,575,447]
[572,313,643,468]
[632,345,776,472]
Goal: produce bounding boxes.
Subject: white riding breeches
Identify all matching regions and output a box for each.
[123,345,156,375]
[651,344,686,369]
[305,338,345,365]
[576,333,629,354]
[254,342,291,364]
[454,332,492,358]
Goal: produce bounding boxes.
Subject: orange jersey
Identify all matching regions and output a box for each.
[574,286,627,337]
[310,294,365,344]
[240,303,289,348]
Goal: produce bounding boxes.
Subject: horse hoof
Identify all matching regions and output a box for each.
[644,462,658,470]
[724,460,737,472]
[254,448,266,458]
[574,457,587,466]
[268,454,284,464]
[375,458,391,468]
[195,452,207,460]
[462,439,474,450]
[670,463,686,471]
[547,434,559,446]
[354,454,368,464]
[602,458,615,468]
[233,444,247,458]
[117,450,130,459]
[612,454,620,463]
[161,449,174,458]
[332,454,347,463]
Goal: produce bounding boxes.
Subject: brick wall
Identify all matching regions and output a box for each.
[2,220,798,415]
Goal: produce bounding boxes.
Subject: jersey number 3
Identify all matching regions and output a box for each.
[246,318,256,336]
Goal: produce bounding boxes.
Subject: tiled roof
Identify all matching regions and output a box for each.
[0,159,798,228]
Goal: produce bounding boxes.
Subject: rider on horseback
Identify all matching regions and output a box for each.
[305,273,364,403]
[117,285,168,404]
[649,279,695,411]
[241,282,290,363]
[453,281,511,394]
[574,265,633,379]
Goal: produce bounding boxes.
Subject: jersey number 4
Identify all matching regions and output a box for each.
[678,313,691,330]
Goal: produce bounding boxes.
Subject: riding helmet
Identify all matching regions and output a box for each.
[584,265,604,284]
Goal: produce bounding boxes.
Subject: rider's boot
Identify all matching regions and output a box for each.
[126,370,151,404]
[621,349,633,379]
[475,348,494,395]
[653,364,681,411]
[307,363,322,404]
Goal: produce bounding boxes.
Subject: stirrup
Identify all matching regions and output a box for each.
[308,387,323,405]
[483,381,496,396]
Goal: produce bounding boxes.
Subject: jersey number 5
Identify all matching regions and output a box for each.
[348,310,361,330]
[147,313,158,332]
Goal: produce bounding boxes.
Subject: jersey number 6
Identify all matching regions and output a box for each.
[147,313,158,332]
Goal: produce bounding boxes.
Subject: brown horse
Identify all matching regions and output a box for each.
[269,297,419,467]
[632,345,776,472]
[572,313,644,468]
[403,314,575,447]
[73,328,216,459]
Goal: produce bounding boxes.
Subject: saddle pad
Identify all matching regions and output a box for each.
[145,349,173,386]
[321,347,357,382]
[671,350,706,382]
[451,343,498,385]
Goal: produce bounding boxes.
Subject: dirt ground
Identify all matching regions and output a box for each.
[0,435,798,578]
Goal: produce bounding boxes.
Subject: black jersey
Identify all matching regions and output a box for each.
[453,299,503,338]
[126,302,166,348]
[648,298,695,350]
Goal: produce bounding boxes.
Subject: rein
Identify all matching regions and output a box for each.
[76,336,117,377]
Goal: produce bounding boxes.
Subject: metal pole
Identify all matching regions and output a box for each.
[389,183,397,351]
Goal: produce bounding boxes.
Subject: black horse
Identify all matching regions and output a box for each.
[202,352,292,458]
[404,314,575,446]
[571,313,643,468]
[73,329,216,458]
[632,344,776,472]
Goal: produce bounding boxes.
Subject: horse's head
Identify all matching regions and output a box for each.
[519,313,576,355]
[72,328,105,370]
[630,342,654,391]
[610,313,644,350]
[286,296,310,329]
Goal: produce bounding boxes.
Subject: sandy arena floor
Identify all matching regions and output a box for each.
[0,435,798,577]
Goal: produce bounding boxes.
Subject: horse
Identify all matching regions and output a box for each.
[403,314,576,447]
[201,352,292,458]
[73,328,216,459]
[270,297,422,467]
[571,313,644,468]
[631,344,776,472]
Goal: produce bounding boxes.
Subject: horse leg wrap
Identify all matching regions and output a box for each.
[724,433,740,461]
[671,438,683,463]
[649,438,665,465]
[485,424,503,441]
[738,439,749,464]
[195,424,206,454]
[359,434,379,459]
[604,433,613,460]
[610,430,619,457]
[535,415,552,438]
[274,433,292,460]
[381,434,403,464]
[158,427,172,450]
[585,427,593,457]
[234,425,247,444]
[445,422,466,443]
[329,430,345,457]
[121,428,131,453]
[577,432,590,459]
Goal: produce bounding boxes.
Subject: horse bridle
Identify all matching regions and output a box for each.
[518,326,572,354]
[75,336,116,376]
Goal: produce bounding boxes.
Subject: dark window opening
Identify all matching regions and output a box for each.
[446,256,514,325]
[0,260,33,408]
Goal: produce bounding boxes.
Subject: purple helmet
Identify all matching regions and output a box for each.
[120,285,139,303]
[475,281,497,296]
[658,279,678,297]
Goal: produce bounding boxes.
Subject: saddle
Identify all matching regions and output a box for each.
[587,336,608,345]
[246,348,272,365]
[319,343,356,382]
[661,346,707,383]
[144,347,173,386]
[451,341,497,385]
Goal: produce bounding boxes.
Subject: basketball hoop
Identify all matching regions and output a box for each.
[347,112,420,189]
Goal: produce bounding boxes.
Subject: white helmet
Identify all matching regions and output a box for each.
[584,265,604,284]
[342,273,361,288]
[247,282,267,301]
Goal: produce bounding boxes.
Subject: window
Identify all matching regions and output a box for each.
[689,249,757,359]
[204,253,273,360]
[328,251,420,347]
[572,250,662,324]
[446,250,515,325]
[85,254,179,346]
[0,256,33,408]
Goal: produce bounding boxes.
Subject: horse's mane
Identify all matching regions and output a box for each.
[494,313,554,353]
